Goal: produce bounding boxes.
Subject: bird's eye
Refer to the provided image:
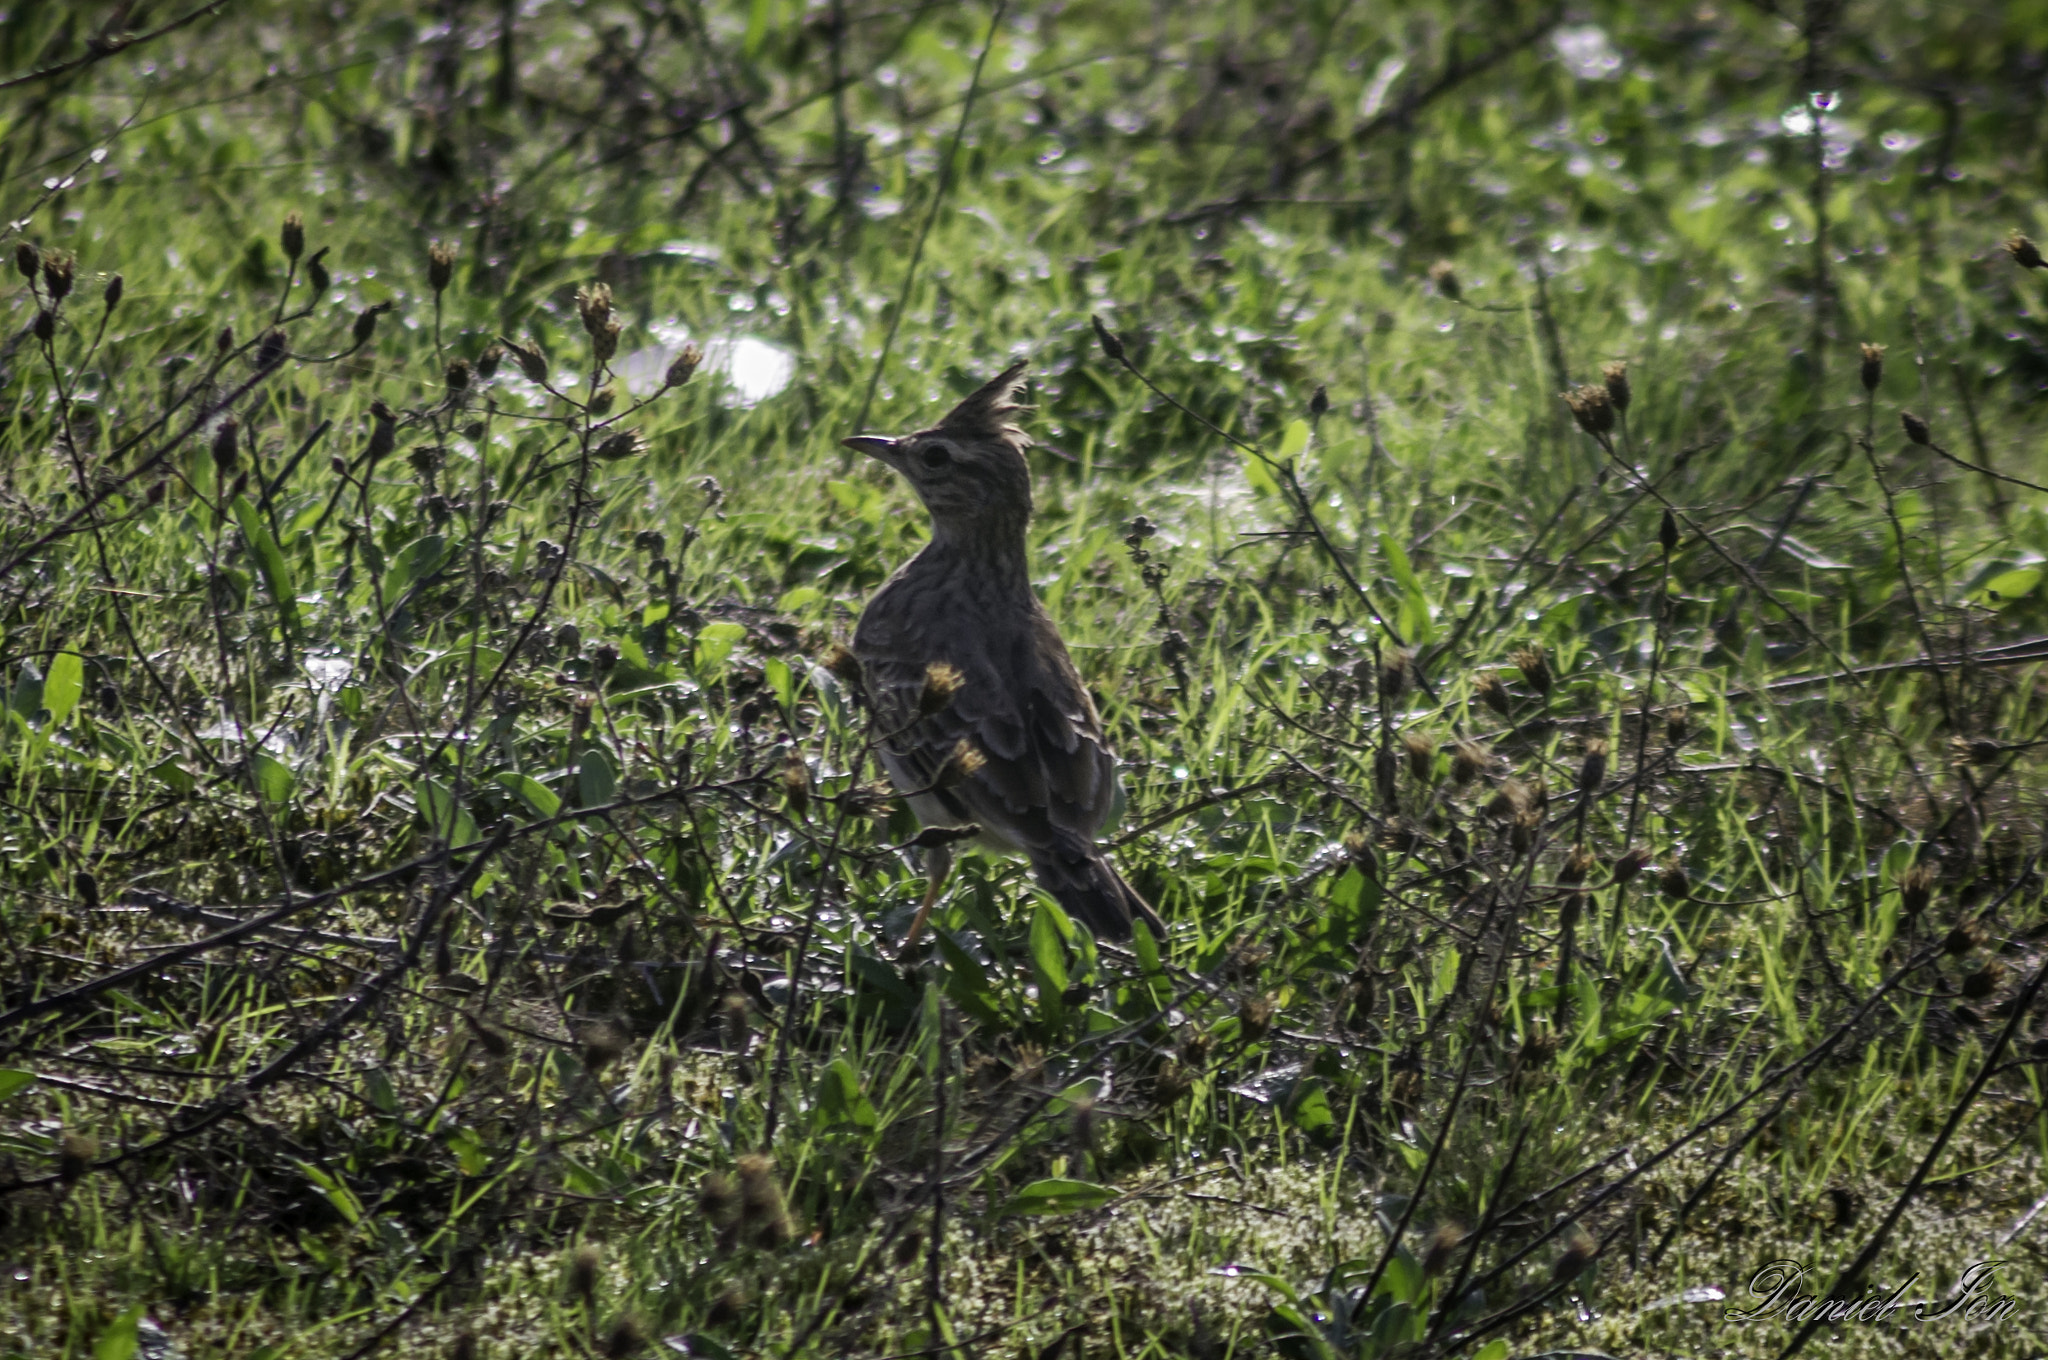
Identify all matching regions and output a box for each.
[919,442,953,469]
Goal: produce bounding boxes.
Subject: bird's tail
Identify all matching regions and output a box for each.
[1031,845,1166,942]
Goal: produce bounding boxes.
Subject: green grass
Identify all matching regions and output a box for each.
[5,1,2048,1357]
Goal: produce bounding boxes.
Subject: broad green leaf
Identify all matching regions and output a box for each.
[152,760,196,795]
[494,770,561,819]
[95,1306,145,1360]
[231,494,301,638]
[777,586,823,612]
[251,751,295,805]
[1472,1341,1511,1360]
[0,1069,36,1101]
[415,778,480,845]
[743,0,770,58]
[1975,567,2042,609]
[383,533,447,596]
[11,659,42,718]
[1379,531,1421,597]
[1243,447,1282,496]
[1001,1178,1118,1215]
[578,745,616,807]
[816,1057,879,1131]
[1029,898,1070,1014]
[1277,417,1311,462]
[43,652,84,725]
[765,656,794,708]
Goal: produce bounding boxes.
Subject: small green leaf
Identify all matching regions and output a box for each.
[1243,448,1282,496]
[1471,1341,1511,1360]
[1001,1178,1119,1215]
[152,760,196,795]
[1029,899,1070,1018]
[765,656,795,709]
[0,1069,37,1102]
[251,751,295,805]
[43,652,83,725]
[695,620,747,672]
[11,659,42,718]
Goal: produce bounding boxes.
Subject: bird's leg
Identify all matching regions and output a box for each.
[899,843,954,958]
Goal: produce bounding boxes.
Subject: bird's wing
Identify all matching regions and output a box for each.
[857,611,1118,848]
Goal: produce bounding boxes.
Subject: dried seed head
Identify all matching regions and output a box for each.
[14,240,38,280]
[428,240,457,294]
[1564,383,1614,437]
[216,323,235,354]
[306,248,330,296]
[1553,1224,1597,1283]
[1658,861,1689,899]
[1943,918,1985,957]
[1961,962,2002,1000]
[1560,844,1595,886]
[1400,730,1437,782]
[476,343,504,380]
[2008,230,2047,270]
[594,430,647,461]
[41,250,73,300]
[589,382,617,416]
[1422,1221,1466,1276]
[735,1153,794,1246]
[919,661,965,715]
[58,1130,98,1182]
[1427,258,1462,302]
[1309,384,1329,419]
[74,869,100,908]
[256,328,288,369]
[1379,647,1412,701]
[1611,846,1651,884]
[1659,507,1679,554]
[32,309,54,341]
[665,343,704,388]
[352,306,381,345]
[568,1242,602,1302]
[1237,993,1276,1042]
[1511,645,1552,697]
[1899,863,1935,917]
[444,358,471,392]
[602,1313,646,1359]
[1485,779,1533,820]
[554,620,583,654]
[1451,739,1490,785]
[1090,312,1127,363]
[720,991,749,1050]
[1665,707,1689,745]
[940,738,986,786]
[1153,1059,1195,1106]
[210,417,240,475]
[1560,891,1584,929]
[102,273,123,310]
[594,315,622,364]
[780,750,809,813]
[698,1171,739,1227]
[706,1286,747,1326]
[281,211,305,262]
[1511,806,1542,853]
[508,338,548,383]
[1473,670,1512,717]
[591,642,619,675]
[1859,342,1885,392]
[1578,737,1609,793]
[580,1020,629,1074]
[465,1013,510,1058]
[577,282,614,335]
[1602,360,1631,413]
[821,643,863,687]
[1900,410,1931,446]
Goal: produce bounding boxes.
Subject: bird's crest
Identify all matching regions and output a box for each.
[936,360,1031,440]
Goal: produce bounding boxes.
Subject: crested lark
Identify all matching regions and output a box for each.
[845,361,1166,946]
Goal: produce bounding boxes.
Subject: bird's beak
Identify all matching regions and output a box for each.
[842,434,899,464]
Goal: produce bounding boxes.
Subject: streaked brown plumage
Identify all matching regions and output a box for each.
[845,361,1164,944]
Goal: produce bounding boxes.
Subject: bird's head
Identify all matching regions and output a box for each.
[843,361,1034,537]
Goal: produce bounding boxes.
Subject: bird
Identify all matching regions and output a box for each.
[844,360,1166,950]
